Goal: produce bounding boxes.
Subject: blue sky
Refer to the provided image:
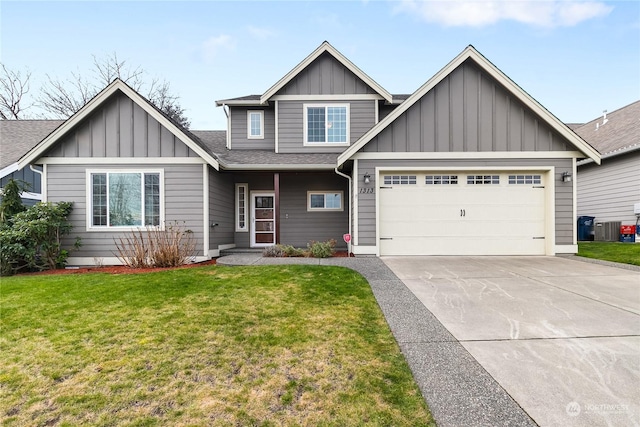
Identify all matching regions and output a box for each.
[1,0,638,130]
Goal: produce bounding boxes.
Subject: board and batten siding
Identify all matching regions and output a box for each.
[577,153,640,224]
[44,92,199,159]
[362,61,572,154]
[209,170,235,251]
[229,107,276,150]
[274,52,377,96]
[277,100,376,153]
[355,158,574,247]
[47,163,205,259]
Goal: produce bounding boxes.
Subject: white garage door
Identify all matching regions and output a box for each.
[379,172,547,255]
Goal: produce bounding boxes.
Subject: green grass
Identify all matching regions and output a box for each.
[578,242,640,266]
[1,265,434,426]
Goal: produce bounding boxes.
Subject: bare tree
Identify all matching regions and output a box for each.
[0,64,33,119]
[39,53,190,128]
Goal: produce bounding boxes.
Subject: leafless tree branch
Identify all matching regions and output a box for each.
[0,64,33,119]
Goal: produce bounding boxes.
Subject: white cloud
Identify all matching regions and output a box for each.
[247,25,275,40]
[201,34,235,63]
[395,0,613,28]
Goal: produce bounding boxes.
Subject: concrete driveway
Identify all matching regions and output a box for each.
[382,256,640,427]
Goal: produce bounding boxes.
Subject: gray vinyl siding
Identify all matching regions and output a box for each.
[577,152,640,224]
[231,173,275,248]
[209,170,235,250]
[274,52,377,96]
[278,100,376,153]
[229,107,275,150]
[355,158,574,246]
[363,60,572,154]
[47,163,205,259]
[45,92,199,159]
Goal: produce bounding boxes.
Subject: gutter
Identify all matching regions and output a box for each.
[334,167,352,253]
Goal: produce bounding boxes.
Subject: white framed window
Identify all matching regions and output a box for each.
[235,183,248,232]
[383,175,417,185]
[303,104,349,144]
[247,111,264,139]
[87,170,164,230]
[509,175,541,185]
[307,191,343,211]
[425,175,458,185]
[467,175,500,185]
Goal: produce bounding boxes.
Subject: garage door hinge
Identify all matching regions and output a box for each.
[533,186,545,189]
[380,237,393,240]
[533,237,545,239]
[379,186,393,189]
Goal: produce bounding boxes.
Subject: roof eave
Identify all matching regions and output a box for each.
[219,163,337,171]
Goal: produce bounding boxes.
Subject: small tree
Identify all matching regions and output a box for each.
[0,179,28,224]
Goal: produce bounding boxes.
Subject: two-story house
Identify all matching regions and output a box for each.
[16,41,600,265]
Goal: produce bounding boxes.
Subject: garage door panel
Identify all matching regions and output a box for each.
[378,171,547,256]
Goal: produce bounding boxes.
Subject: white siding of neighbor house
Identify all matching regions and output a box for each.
[577,152,640,224]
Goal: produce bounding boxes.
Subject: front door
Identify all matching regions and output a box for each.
[251,192,275,247]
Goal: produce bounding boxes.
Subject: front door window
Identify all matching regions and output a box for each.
[252,193,275,247]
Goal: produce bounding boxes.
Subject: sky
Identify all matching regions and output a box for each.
[1,0,638,130]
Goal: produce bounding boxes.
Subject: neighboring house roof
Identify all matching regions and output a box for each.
[216,41,393,106]
[338,45,602,167]
[193,130,338,170]
[574,100,640,165]
[17,79,221,170]
[0,120,64,177]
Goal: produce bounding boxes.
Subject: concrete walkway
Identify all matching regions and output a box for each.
[217,253,538,426]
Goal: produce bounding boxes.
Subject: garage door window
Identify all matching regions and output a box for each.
[467,175,500,185]
[425,175,458,185]
[509,175,541,185]
[383,175,416,185]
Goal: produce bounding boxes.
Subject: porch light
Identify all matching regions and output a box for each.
[363,172,371,184]
[562,172,572,183]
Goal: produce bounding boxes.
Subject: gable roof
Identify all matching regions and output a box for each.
[17,79,220,170]
[574,100,640,164]
[1,120,64,177]
[338,45,601,166]
[259,41,392,105]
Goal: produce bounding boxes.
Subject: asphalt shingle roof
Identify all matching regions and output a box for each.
[0,120,64,170]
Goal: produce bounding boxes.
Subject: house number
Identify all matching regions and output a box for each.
[359,188,374,194]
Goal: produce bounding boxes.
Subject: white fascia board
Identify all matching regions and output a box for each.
[271,94,384,101]
[338,45,601,166]
[260,41,392,104]
[0,162,20,179]
[350,151,585,160]
[215,99,264,106]
[219,163,337,171]
[39,157,207,165]
[577,144,640,166]
[17,79,220,171]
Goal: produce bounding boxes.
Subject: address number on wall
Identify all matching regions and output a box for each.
[359,188,374,194]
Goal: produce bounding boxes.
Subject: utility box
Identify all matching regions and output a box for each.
[577,216,595,241]
[620,225,636,243]
[594,221,621,242]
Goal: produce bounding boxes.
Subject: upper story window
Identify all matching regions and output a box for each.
[304,104,349,145]
[247,111,264,139]
[88,170,163,229]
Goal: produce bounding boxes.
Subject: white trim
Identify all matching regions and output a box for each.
[42,164,47,202]
[271,94,384,101]
[572,157,577,245]
[203,164,209,258]
[307,190,344,211]
[235,183,248,232]
[17,79,220,171]
[85,169,165,231]
[19,191,42,201]
[350,151,585,160]
[337,46,601,166]
[67,256,210,267]
[0,162,20,179]
[216,99,262,106]
[275,100,279,154]
[374,100,379,124]
[39,157,206,165]
[554,244,578,254]
[224,104,231,149]
[250,191,276,248]
[353,158,359,245]
[247,110,264,139]
[260,41,392,104]
[221,164,336,171]
[374,166,556,256]
[352,245,377,255]
[303,103,350,146]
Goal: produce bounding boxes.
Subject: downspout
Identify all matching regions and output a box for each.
[334,166,352,253]
[29,164,44,202]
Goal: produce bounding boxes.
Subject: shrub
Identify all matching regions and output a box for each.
[262,245,285,257]
[0,201,79,275]
[282,245,306,257]
[0,179,28,224]
[307,239,336,258]
[114,221,197,268]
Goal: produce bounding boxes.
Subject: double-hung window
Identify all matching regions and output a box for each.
[88,170,163,229]
[247,110,264,139]
[304,104,349,144]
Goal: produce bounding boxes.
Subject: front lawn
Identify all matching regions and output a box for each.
[1,265,433,426]
[578,241,640,266]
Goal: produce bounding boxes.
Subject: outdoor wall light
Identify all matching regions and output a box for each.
[363,172,371,184]
[562,172,572,183]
